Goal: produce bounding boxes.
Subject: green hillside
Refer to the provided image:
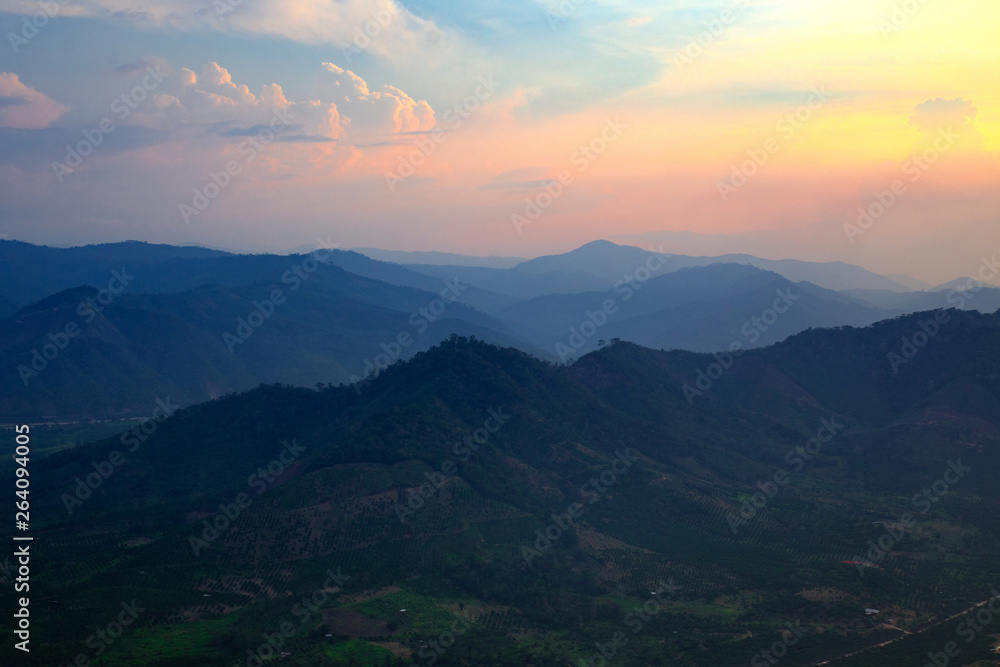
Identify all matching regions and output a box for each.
[4,311,1000,666]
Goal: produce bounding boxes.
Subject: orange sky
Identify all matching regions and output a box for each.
[0,0,997,282]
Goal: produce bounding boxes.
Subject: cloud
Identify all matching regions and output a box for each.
[0,56,441,213]
[626,16,654,27]
[0,73,70,129]
[910,97,980,145]
[0,97,29,108]
[116,61,433,146]
[0,0,89,18]
[314,63,434,139]
[0,0,445,63]
[112,57,165,76]
[217,0,446,63]
[118,61,336,142]
[482,167,557,192]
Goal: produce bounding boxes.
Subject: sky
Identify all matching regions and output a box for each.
[0,0,998,285]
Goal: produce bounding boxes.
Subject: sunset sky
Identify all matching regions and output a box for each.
[1,0,997,284]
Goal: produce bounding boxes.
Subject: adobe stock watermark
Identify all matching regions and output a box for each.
[409,617,475,667]
[718,85,829,202]
[62,396,179,514]
[16,268,134,386]
[887,309,950,374]
[683,288,799,403]
[385,75,498,191]
[727,415,844,534]
[555,246,671,363]
[844,127,959,244]
[580,579,681,667]
[52,66,166,182]
[213,0,242,17]
[7,0,72,53]
[394,408,511,523]
[749,621,809,667]
[180,106,296,224]
[851,459,971,576]
[889,253,1000,372]
[338,3,398,62]
[918,595,1000,667]
[521,449,638,564]
[545,0,589,30]
[878,0,931,39]
[234,567,351,667]
[223,238,340,353]
[945,254,1000,309]
[671,0,752,72]
[189,440,306,556]
[511,117,628,234]
[55,600,144,667]
[945,590,1000,663]
[349,277,468,393]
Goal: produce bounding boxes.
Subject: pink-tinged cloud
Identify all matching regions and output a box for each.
[121,61,432,148]
[0,0,446,63]
[0,73,70,129]
[128,62,303,132]
[314,63,434,137]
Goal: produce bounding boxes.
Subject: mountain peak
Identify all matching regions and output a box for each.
[15,285,100,317]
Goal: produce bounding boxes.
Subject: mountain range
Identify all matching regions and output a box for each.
[1,239,998,421]
[5,311,1000,665]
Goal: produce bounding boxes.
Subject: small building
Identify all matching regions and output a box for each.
[865,608,879,615]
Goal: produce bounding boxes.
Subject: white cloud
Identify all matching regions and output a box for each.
[314,63,434,138]
[123,61,432,143]
[127,61,310,133]
[0,73,70,129]
[0,0,446,63]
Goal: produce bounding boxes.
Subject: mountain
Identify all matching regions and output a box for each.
[842,284,1000,313]
[498,264,894,358]
[8,312,1000,666]
[318,249,519,314]
[406,241,673,298]
[351,247,527,269]
[680,254,914,292]
[404,240,915,297]
[0,241,518,318]
[0,263,534,421]
[887,273,932,290]
[0,240,230,318]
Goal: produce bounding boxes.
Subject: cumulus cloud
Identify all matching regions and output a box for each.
[314,63,434,138]
[119,60,433,146]
[910,97,981,146]
[0,73,70,129]
[120,62,317,141]
[0,55,447,233]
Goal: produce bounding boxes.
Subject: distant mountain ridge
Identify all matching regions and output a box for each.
[0,239,230,318]
[3,239,997,422]
[498,263,895,359]
[400,240,919,294]
[351,247,526,268]
[0,260,534,420]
